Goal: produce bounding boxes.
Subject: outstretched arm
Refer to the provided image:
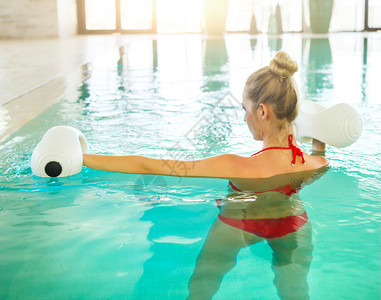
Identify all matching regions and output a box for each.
[83,153,244,179]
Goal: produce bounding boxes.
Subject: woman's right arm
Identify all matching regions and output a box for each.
[83,153,245,179]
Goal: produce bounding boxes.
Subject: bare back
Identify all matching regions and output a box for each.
[227,149,329,192]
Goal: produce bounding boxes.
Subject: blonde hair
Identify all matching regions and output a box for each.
[245,51,299,124]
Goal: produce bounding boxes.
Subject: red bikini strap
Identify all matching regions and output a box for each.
[288,134,305,166]
[249,134,305,166]
[250,146,290,157]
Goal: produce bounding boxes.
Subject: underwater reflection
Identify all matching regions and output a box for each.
[187,167,329,299]
[202,39,228,91]
[268,37,283,53]
[361,38,368,102]
[305,38,333,99]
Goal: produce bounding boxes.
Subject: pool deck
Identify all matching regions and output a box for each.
[0,32,380,143]
[0,34,137,142]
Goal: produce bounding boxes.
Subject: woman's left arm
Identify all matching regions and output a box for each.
[83,153,244,179]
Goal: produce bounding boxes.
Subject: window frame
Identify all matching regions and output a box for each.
[364,0,381,31]
[77,0,379,34]
[77,0,157,34]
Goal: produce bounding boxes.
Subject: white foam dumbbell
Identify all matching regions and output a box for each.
[294,100,363,148]
[31,126,88,178]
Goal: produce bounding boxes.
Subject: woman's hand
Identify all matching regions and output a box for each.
[311,139,326,153]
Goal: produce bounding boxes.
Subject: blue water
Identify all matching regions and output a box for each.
[0,34,380,299]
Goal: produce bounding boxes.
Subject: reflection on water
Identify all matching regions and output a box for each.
[268,37,283,53]
[202,38,229,92]
[74,34,379,128]
[305,38,333,101]
[361,38,368,102]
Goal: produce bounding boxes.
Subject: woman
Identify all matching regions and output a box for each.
[83,51,329,299]
[83,51,328,182]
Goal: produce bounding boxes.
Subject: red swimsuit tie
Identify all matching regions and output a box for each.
[288,134,305,166]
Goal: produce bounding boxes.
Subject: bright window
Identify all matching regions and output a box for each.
[369,0,381,28]
[226,0,253,32]
[121,0,153,30]
[82,0,376,33]
[330,0,364,31]
[156,0,203,33]
[279,0,303,32]
[226,0,303,33]
[85,0,116,30]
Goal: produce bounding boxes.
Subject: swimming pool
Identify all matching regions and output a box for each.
[0,34,380,299]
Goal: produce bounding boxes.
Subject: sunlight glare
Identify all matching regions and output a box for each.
[121,0,152,30]
[85,0,116,30]
[157,0,203,33]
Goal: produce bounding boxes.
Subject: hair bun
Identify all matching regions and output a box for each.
[269,51,298,78]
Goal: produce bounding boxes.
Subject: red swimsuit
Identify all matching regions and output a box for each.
[217,134,308,239]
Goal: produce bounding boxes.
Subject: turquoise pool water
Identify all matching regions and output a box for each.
[0,34,380,299]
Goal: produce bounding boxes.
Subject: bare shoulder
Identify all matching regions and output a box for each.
[305,153,330,169]
[221,153,268,177]
[189,152,329,179]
